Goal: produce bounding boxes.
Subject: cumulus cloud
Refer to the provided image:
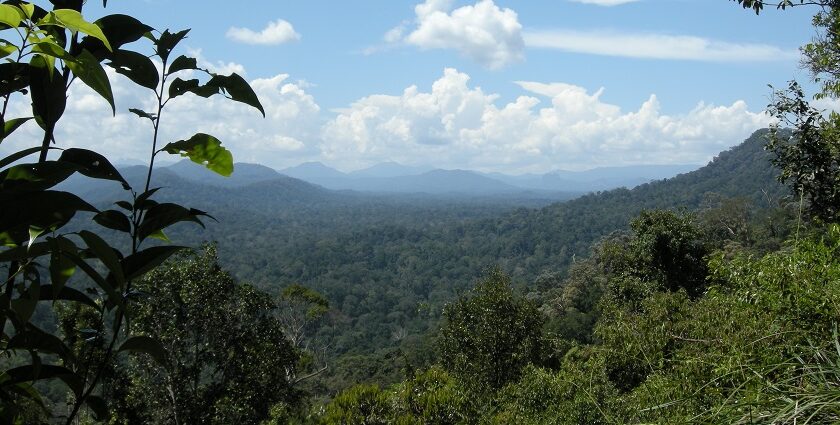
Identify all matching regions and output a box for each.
[388,0,524,69]
[226,19,300,45]
[524,30,798,62]
[1,61,320,170]
[321,68,771,172]
[569,0,640,5]
[1,63,771,174]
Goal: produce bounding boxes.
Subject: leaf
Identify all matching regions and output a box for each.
[128,108,155,121]
[0,4,23,28]
[42,9,112,51]
[0,39,17,59]
[1,117,33,143]
[28,56,66,130]
[0,62,30,97]
[93,209,131,233]
[108,49,158,90]
[37,284,97,309]
[1,364,83,396]
[168,77,199,99]
[161,133,233,176]
[61,250,122,310]
[8,328,74,363]
[212,73,265,117]
[137,203,207,241]
[65,49,114,113]
[121,245,185,281]
[118,335,168,366]
[0,146,43,169]
[0,161,79,193]
[59,148,129,189]
[48,246,76,293]
[79,230,124,288]
[114,200,133,211]
[154,28,189,62]
[167,55,198,74]
[134,187,160,210]
[76,14,153,61]
[11,279,40,322]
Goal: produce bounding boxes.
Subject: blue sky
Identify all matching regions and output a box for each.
[5,0,823,173]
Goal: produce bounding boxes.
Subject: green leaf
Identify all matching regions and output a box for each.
[0,39,18,59]
[161,133,233,176]
[11,280,40,323]
[93,210,131,233]
[212,73,265,117]
[118,335,168,366]
[147,229,169,242]
[42,9,112,51]
[0,146,42,169]
[79,230,124,288]
[0,4,23,28]
[137,203,206,241]
[122,245,185,281]
[108,49,159,90]
[167,54,199,75]
[65,49,114,113]
[59,148,129,189]
[0,191,96,245]
[61,250,122,310]
[1,117,32,143]
[0,162,79,193]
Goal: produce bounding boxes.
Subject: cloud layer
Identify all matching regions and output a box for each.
[390,0,524,69]
[321,69,770,172]
[2,64,770,174]
[227,19,300,45]
[524,30,799,62]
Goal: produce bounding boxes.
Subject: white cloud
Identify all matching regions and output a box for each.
[569,0,640,5]
[322,68,771,172]
[524,29,798,62]
[1,64,771,175]
[1,63,321,170]
[391,0,524,69]
[226,19,300,45]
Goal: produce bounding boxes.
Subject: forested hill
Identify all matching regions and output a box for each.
[65,129,785,391]
[145,128,782,388]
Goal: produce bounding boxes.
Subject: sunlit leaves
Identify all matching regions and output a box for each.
[161,133,234,176]
[39,9,112,51]
[64,49,114,113]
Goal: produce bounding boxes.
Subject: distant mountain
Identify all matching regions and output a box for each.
[484,164,700,192]
[349,162,433,178]
[166,160,280,187]
[279,162,348,187]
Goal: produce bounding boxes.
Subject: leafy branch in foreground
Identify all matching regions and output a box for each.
[0,1,264,423]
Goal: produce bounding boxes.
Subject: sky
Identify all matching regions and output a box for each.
[2,0,823,173]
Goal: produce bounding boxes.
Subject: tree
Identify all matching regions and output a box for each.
[436,269,544,395]
[115,246,299,424]
[0,2,263,422]
[733,0,840,222]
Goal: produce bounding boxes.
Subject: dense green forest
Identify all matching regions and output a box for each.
[2,0,840,424]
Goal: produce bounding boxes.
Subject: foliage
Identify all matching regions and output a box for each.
[110,245,298,424]
[437,269,544,396]
[0,1,263,422]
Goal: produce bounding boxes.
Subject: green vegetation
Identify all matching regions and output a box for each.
[1,0,839,424]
